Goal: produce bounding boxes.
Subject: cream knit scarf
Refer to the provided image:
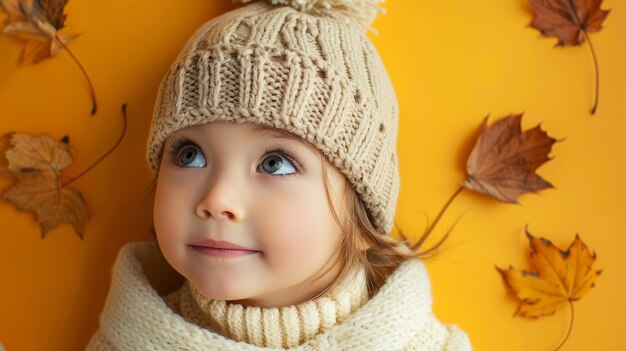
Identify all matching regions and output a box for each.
[87,241,472,350]
[164,264,369,348]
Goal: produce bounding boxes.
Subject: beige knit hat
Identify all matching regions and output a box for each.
[146,0,400,234]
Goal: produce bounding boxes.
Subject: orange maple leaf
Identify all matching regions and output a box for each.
[496,225,602,318]
[461,113,560,203]
[0,132,89,239]
[496,225,602,349]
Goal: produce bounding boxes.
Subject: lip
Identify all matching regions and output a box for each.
[190,238,261,259]
[191,238,260,252]
[191,246,260,257]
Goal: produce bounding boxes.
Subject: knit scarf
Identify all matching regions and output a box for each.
[165,264,369,348]
[87,241,472,350]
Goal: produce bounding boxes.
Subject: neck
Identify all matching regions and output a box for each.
[226,264,345,308]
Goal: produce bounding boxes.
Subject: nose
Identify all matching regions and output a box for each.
[195,174,245,221]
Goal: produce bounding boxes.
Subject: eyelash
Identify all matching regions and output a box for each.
[166,136,304,176]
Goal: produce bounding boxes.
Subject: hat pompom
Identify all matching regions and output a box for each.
[238,0,386,32]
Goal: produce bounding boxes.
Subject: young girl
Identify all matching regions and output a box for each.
[87,0,472,349]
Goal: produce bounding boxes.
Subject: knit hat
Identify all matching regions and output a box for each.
[146,0,400,234]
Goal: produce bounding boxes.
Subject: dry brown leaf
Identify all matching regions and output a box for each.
[528,0,611,114]
[0,132,88,238]
[0,0,97,114]
[0,0,79,64]
[461,113,559,203]
[529,0,610,46]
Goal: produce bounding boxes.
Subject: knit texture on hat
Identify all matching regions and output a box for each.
[146,0,400,234]
[162,265,368,348]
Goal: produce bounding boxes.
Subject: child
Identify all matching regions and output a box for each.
[87,0,472,349]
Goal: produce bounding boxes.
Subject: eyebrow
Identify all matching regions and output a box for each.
[252,125,320,155]
[252,125,307,145]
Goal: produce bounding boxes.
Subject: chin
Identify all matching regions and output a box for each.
[194,282,254,302]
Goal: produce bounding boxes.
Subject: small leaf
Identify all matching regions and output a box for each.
[462,113,559,203]
[528,0,611,114]
[0,0,79,64]
[0,0,97,114]
[496,225,602,318]
[528,0,610,46]
[0,132,89,239]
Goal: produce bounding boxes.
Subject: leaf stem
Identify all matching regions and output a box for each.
[414,185,464,248]
[567,0,600,115]
[582,30,600,115]
[61,104,127,187]
[552,300,575,351]
[53,34,98,115]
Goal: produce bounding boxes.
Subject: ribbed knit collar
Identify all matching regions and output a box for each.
[177,265,369,348]
[89,242,474,350]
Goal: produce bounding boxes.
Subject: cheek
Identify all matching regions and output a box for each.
[258,190,339,270]
[153,174,192,256]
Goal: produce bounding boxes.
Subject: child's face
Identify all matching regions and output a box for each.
[154,121,349,307]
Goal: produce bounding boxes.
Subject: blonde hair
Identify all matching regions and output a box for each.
[308,153,453,299]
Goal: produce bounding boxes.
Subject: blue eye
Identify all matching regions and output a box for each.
[167,136,302,176]
[174,144,206,168]
[257,153,298,177]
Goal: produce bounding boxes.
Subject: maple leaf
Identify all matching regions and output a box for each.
[496,225,602,318]
[529,0,610,46]
[0,132,89,239]
[417,113,560,248]
[496,225,602,349]
[461,113,560,203]
[0,0,97,114]
[528,0,611,114]
[0,0,78,63]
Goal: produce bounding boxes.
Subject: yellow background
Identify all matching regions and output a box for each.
[1,0,624,350]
